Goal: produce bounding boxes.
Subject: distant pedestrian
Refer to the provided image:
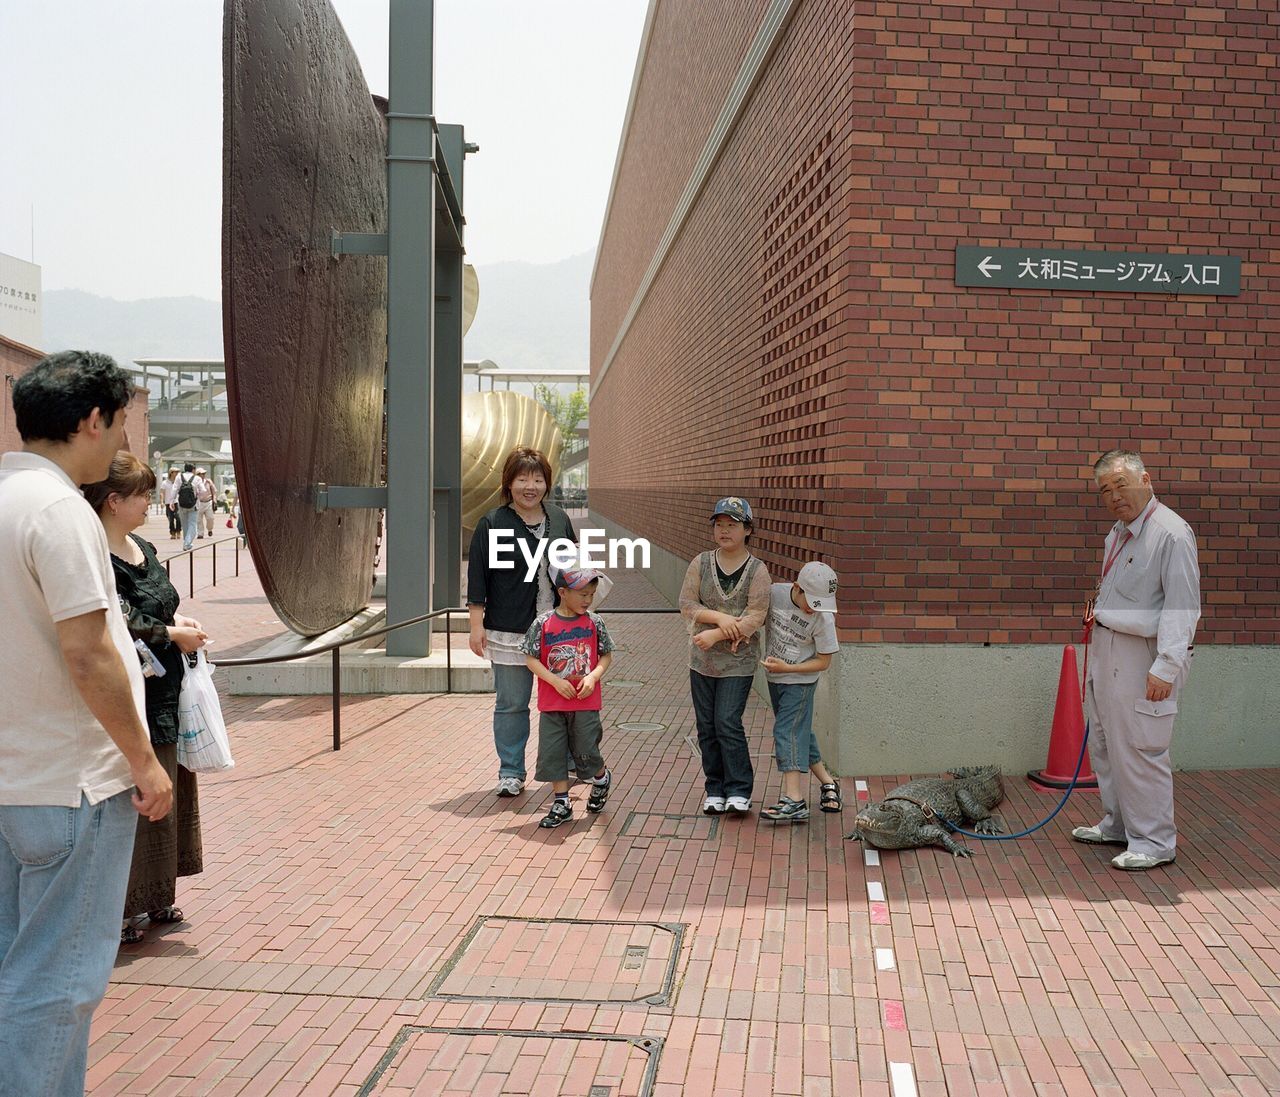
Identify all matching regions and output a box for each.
[521,565,616,828]
[680,497,770,816]
[0,350,172,1095]
[466,447,577,798]
[176,462,199,549]
[759,562,842,822]
[194,466,216,538]
[160,466,181,540]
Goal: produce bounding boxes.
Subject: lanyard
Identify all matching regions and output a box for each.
[1101,498,1158,580]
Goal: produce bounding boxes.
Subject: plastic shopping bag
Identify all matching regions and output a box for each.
[176,651,235,773]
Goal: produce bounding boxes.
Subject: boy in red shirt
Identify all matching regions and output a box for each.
[520,566,616,828]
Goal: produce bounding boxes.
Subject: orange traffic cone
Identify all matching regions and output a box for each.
[1027,644,1097,789]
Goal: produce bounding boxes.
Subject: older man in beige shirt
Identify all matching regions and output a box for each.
[1073,449,1201,871]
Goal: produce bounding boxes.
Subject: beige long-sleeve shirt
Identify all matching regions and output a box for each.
[1093,496,1201,683]
[679,551,771,677]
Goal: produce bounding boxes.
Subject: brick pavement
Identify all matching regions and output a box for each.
[87,547,1280,1095]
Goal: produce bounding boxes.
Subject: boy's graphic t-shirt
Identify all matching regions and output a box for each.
[765,582,838,684]
[520,609,615,712]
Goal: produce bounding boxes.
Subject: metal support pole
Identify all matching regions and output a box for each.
[212,540,217,588]
[385,0,436,657]
[235,539,240,577]
[189,553,195,600]
[446,609,453,694]
[332,647,341,751]
[432,126,464,611]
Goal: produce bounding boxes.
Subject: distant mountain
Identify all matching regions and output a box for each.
[463,250,592,374]
[41,247,593,378]
[42,290,223,373]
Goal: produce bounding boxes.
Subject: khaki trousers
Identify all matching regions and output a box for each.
[1084,625,1182,859]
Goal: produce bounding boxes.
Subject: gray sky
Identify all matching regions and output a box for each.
[0,0,647,301]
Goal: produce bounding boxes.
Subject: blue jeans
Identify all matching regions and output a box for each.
[180,506,199,550]
[690,671,755,799]
[0,790,138,1096]
[492,662,534,781]
[768,682,822,773]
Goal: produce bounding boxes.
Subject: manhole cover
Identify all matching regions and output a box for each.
[359,1027,663,1097]
[429,918,684,1005]
[616,721,665,732]
[620,812,720,841]
[610,679,645,689]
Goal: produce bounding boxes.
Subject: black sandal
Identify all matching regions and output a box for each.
[148,906,184,924]
[819,781,843,813]
[121,924,144,945]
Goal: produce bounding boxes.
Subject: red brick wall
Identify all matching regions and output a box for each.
[0,336,44,455]
[591,0,771,369]
[590,1,1279,646]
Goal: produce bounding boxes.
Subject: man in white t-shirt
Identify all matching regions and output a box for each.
[759,561,843,822]
[160,466,182,539]
[194,466,217,537]
[0,351,173,1095]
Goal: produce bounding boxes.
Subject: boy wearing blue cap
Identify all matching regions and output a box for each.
[679,497,771,815]
[520,565,616,828]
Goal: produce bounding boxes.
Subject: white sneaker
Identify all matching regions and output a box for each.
[1071,825,1125,846]
[725,796,752,815]
[496,777,525,797]
[702,796,726,815]
[1112,850,1175,871]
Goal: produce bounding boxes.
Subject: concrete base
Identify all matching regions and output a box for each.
[588,510,1280,776]
[226,605,492,696]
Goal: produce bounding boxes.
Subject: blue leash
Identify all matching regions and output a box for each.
[938,720,1091,841]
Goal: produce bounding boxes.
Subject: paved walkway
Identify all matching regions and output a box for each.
[87,535,1280,1096]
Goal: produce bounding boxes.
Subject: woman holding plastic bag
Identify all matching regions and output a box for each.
[85,452,210,946]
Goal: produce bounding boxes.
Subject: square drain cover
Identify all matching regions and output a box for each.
[429,917,683,1005]
[620,812,719,841]
[358,1027,662,1097]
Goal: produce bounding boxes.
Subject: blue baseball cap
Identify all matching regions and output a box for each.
[711,497,753,523]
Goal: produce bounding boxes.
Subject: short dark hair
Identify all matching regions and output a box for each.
[183,462,195,472]
[500,446,553,504]
[11,351,133,443]
[83,451,158,515]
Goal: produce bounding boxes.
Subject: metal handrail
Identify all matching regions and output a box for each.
[162,534,243,599]
[213,604,678,752]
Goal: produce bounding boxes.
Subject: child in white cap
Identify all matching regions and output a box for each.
[520,565,616,828]
[760,561,842,822]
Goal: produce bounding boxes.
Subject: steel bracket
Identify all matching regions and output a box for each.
[314,483,389,512]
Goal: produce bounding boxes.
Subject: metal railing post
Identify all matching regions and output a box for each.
[189,552,195,599]
[212,540,217,588]
[235,538,240,576]
[446,609,452,694]
[332,647,341,751]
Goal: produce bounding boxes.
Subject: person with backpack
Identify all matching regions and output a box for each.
[176,463,199,550]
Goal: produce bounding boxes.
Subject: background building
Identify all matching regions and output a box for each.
[589,0,1278,774]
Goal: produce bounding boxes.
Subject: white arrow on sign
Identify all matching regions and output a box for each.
[978,255,1002,277]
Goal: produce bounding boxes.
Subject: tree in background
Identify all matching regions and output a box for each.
[534,383,588,442]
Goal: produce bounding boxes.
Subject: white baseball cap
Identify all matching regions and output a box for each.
[796,561,838,613]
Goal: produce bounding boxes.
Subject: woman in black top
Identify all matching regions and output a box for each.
[84,452,210,945]
[466,447,576,797]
